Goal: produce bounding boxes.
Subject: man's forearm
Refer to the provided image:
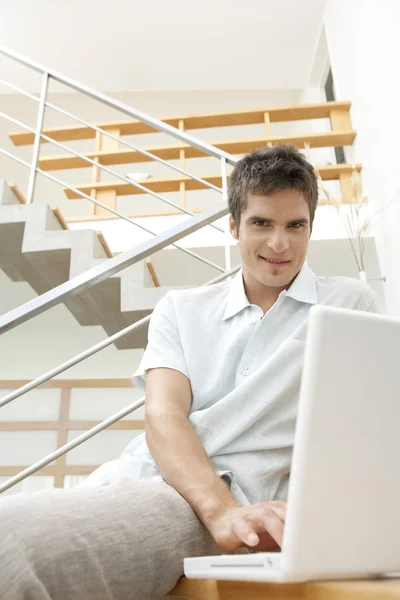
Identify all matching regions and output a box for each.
[145,411,239,526]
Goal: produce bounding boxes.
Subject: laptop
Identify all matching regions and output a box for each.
[184,304,400,583]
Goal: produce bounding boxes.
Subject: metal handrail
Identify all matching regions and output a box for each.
[0,45,236,165]
[0,45,234,286]
[1,110,226,235]
[1,146,226,275]
[0,265,241,494]
[0,264,239,409]
[0,45,240,494]
[0,77,225,193]
[0,200,230,333]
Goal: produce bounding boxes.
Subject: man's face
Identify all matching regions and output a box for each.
[229,189,311,292]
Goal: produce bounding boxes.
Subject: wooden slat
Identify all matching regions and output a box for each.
[0,422,64,430]
[317,163,362,179]
[62,466,101,475]
[96,231,113,258]
[64,164,362,200]
[64,420,144,430]
[90,130,102,217]
[52,206,69,230]
[145,258,161,287]
[94,126,120,217]
[179,119,186,207]
[330,108,353,132]
[64,174,223,199]
[65,187,359,224]
[66,207,206,223]
[9,101,352,146]
[39,131,357,171]
[0,420,144,431]
[0,466,102,476]
[0,466,56,476]
[338,172,354,205]
[8,183,27,204]
[0,379,132,388]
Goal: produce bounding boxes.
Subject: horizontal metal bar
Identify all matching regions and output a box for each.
[0,145,226,274]
[0,264,240,410]
[0,315,151,409]
[0,77,39,101]
[0,45,237,165]
[0,395,145,494]
[203,264,241,285]
[1,111,225,236]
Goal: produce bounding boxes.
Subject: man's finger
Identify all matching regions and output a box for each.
[246,508,285,547]
[262,513,284,547]
[270,506,286,522]
[232,518,260,547]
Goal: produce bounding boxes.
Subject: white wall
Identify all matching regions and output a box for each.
[324,0,400,316]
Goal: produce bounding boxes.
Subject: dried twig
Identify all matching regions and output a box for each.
[304,143,368,272]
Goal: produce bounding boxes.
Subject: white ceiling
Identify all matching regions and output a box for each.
[0,0,327,93]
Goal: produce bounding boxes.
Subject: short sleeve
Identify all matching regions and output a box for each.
[352,282,381,314]
[131,291,189,391]
[364,294,381,314]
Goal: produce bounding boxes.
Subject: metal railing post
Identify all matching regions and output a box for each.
[26,71,49,204]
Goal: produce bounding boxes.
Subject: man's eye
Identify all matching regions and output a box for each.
[290,223,303,228]
[254,221,267,226]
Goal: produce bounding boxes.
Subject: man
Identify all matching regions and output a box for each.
[0,145,379,600]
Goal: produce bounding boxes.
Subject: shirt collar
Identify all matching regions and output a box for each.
[284,260,318,305]
[223,260,318,321]
[223,269,251,321]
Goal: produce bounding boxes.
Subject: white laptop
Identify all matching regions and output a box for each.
[184,304,400,583]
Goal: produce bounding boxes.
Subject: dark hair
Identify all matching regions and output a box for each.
[228,144,318,231]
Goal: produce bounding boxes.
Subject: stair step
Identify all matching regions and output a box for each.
[38,131,356,171]
[8,101,352,146]
[0,180,171,349]
[63,164,362,201]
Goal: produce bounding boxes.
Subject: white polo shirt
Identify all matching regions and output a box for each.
[84,262,380,505]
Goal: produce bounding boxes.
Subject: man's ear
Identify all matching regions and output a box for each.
[229,214,239,240]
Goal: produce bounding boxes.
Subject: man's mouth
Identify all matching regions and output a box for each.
[259,256,291,268]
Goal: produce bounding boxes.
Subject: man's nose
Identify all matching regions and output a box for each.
[267,231,289,253]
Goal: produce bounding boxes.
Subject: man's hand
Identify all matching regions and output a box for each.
[206,501,287,552]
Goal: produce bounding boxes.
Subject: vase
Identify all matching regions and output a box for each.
[359,271,367,283]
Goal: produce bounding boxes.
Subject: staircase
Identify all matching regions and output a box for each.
[0,93,362,350]
[0,180,169,349]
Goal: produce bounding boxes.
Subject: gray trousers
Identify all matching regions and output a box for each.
[0,479,237,600]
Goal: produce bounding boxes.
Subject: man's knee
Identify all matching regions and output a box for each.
[0,482,205,599]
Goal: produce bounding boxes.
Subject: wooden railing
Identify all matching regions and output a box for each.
[0,379,143,489]
[8,100,359,223]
